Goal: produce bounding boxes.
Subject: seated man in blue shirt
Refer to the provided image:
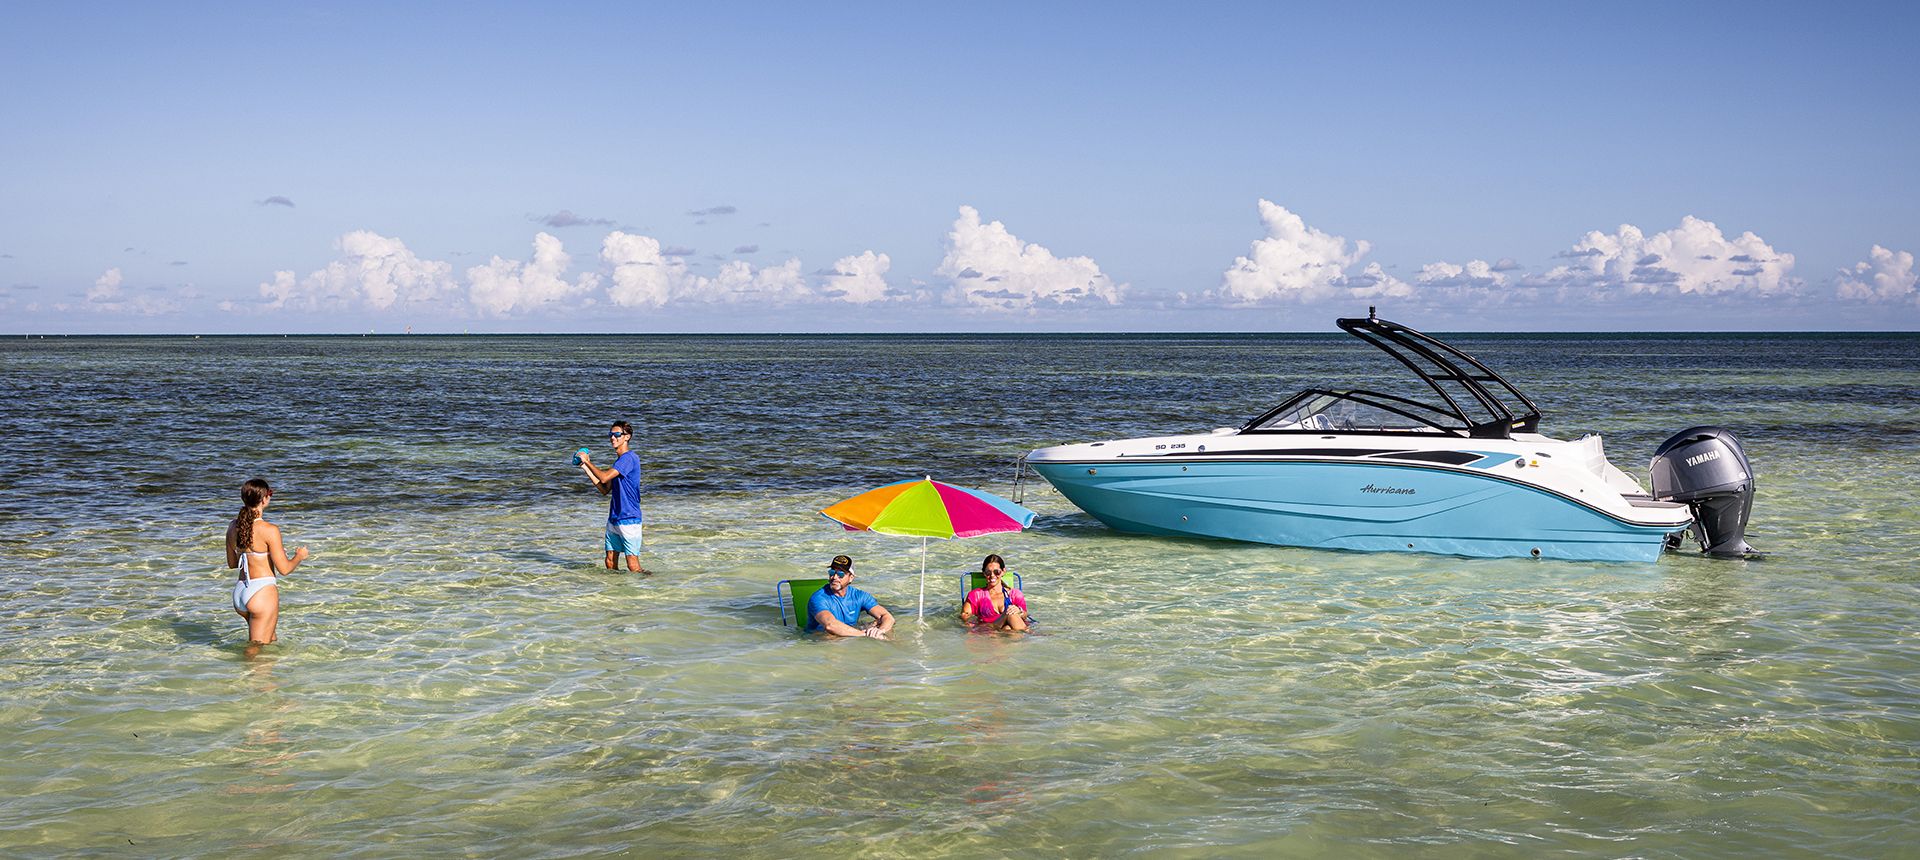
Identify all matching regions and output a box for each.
[808,555,894,640]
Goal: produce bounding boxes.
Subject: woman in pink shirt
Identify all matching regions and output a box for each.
[960,554,1028,631]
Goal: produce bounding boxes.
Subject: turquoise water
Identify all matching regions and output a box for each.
[2,333,1917,856]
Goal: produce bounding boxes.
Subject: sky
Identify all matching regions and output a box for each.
[2,2,1916,333]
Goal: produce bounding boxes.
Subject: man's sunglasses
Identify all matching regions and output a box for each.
[609,431,627,438]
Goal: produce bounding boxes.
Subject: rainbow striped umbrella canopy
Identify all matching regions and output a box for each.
[821,477,1037,539]
[819,478,1037,620]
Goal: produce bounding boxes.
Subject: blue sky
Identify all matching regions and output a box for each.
[3,2,1916,332]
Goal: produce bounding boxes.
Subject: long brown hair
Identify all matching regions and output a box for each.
[233,478,271,552]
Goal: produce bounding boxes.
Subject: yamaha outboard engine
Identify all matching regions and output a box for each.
[1649,426,1758,557]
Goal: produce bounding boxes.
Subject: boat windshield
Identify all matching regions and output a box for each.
[1245,389,1459,434]
[1239,311,1544,439]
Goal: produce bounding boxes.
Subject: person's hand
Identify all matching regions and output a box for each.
[577,452,594,466]
[863,627,887,640]
[293,547,310,561]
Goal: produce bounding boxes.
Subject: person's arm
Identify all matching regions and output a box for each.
[582,461,612,494]
[812,608,867,637]
[263,523,308,576]
[959,590,979,623]
[225,522,239,569]
[867,603,894,636]
[578,453,617,493]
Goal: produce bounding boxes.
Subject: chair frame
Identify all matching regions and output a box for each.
[776,578,831,629]
[958,570,1024,600]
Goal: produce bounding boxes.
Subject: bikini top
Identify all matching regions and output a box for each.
[238,548,272,581]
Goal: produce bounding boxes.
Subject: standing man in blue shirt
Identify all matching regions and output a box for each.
[808,554,894,639]
[579,420,649,573]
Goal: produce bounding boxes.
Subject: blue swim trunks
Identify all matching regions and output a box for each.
[604,519,644,555]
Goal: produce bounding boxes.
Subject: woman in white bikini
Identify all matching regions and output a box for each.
[225,478,308,645]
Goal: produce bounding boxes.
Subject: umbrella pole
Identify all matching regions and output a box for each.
[917,536,927,621]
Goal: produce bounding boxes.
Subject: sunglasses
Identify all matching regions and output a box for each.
[826,569,853,578]
[609,431,627,438]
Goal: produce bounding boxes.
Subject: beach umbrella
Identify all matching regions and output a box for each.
[820,477,1038,620]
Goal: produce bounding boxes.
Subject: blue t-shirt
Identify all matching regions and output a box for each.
[607,450,643,524]
[806,586,879,632]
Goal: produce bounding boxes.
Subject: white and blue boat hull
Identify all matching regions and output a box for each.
[1028,458,1687,562]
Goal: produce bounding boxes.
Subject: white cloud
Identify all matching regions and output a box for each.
[1344,262,1413,298]
[1834,245,1917,303]
[247,228,850,318]
[66,267,178,315]
[1219,199,1389,302]
[259,231,458,311]
[601,231,692,308]
[601,230,810,307]
[1540,216,1797,296]
[820,251,892,304]
[938,206,1122,310]
[699,258,809,304]
[1416,259,1509,291]
[88,268,124,302]
[466,232,600,316]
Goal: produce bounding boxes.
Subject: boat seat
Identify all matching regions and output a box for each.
[775,578,830,630]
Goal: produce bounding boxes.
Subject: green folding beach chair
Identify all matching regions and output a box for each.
[957,570,1033,624]
[957,570,1023,601]
[776,578,830,630]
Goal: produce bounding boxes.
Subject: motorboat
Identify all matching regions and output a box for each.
[1023,310,1757,562]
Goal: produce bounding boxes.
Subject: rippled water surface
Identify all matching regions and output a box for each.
[2,333,1917,857]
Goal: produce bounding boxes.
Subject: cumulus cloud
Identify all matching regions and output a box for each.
[258,196,295,207]
[258,231,459,311]
[466,232,601,316]
[601,232,694,308]
[1416,259,1509,291]
[819,251,892,304]
[936,206,1122,310]
[533,209,615,228]
[248,229,858,317]
[600,231,811,307]
[88,268,123,302]
[688,205,737,217]
[1539,216,1796,296]
[66,267,178,315]
[701,258,809,304]
[1342,263,1413,298]
[1835,245,1917,302]
[1218,200,1404,302]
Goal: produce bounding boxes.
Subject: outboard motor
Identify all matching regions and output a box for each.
[1649,426,1758,557]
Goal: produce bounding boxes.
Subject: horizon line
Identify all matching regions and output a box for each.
[7,329,1917,338]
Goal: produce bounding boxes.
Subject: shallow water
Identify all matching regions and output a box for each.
[2,332,1917,856]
